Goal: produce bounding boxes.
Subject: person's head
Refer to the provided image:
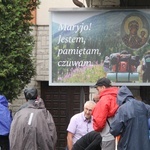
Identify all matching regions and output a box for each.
[94,77,111,93]
[93,94,100,103]
[105,56,109,60]
[83,101,96,119]
[141,30,146,37]
[120,50,128,54]
[128,20,139,35]
[24,87,38,101]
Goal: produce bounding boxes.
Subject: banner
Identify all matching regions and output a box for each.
[49,9,150,86]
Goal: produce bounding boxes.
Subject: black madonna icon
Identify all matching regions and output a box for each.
[121,13,149,49]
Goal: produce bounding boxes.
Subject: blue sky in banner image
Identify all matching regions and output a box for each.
[52,11,102,26]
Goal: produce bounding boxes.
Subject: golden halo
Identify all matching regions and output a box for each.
[124,16,143,34]
[138,28,148,38]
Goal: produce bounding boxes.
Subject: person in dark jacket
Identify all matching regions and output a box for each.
[9,87,57,150]
[72,130,102,150]
[110,86,150,150]
[0,95,12,150]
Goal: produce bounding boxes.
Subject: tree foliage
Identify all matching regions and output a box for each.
[0,0,40,101]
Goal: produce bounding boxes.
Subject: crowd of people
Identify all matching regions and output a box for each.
[0,78,150,150]
[66,77,150,150]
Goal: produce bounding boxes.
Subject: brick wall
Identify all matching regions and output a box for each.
[35,25,49,81]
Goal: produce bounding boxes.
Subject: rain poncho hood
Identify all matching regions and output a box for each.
[110,86,150,150]
[0,95,12,135]
[0,95,8,107]
[117,86,134,106]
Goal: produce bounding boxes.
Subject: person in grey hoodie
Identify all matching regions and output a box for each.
[9,88,57,150]
[110,86,150,150]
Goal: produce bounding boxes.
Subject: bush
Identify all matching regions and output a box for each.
[0,0,40,101]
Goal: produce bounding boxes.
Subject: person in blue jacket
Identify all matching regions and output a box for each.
[0,95,12,150]
[110,86,150,150]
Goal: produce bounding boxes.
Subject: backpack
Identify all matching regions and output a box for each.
[110,53,136,72]
[119,54,133,72]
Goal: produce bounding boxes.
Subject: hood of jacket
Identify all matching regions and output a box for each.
[24,88,38,100]
[0,95,8,107]
[117,86,134,106]
[28,98,45,109]
[100,86,118,98]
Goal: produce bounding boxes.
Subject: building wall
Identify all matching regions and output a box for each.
[34,0,142,102]
[37,0,78,25]
[35,0,79,79]
[11,0,143,113]
[35,25,49,81]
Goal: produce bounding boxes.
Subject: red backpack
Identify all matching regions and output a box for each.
[111,53,136,72]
